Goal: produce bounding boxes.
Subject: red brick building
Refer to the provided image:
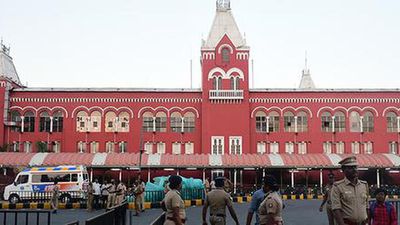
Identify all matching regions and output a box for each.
[1,1,400,189]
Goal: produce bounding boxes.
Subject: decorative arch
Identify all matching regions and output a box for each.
[207,67,226,80]
[169,106,200,118]
[88,106,104,116]
[217,44,234,54]
[36,106,52,115]
[226,68,244,80]
[317,106,347,118]
[251,106,282,118]
[347,106,378,117]
[138,106,169,118]
[72,106,90,118]
[50,106,68,118]
[382,107,400,117]
[294,106,313,118]
[103,106,119,115]
[116,107,134,118]
[281,106,296,117]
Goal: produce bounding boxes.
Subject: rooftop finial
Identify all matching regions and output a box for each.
[0,39,10,55]
[305,50,308,70]
[217,0,230,11]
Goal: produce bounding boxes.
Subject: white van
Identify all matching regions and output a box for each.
[3,165,89,203]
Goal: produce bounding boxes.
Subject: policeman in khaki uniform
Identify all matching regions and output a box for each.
[331,156,369,225]
[320,173,336,225]
[162,175,186,225]
[258,175,283,225]
[202,177,240,225]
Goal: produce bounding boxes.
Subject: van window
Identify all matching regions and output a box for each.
[71,174,78,182]
[16,175,29,185]
[32,175,41,183]
[58,174,71,182]
[83,173,88,181]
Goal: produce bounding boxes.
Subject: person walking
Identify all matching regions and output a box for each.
[320,173,336,225]
[100,180,110,209]
[257,175,284,225]
[87,182,94,212]
[202,177,240,225]
[368,188,398,225]
[246,177,268,225]
[162,175,186,225]
[139,178,146,212]
[133,179,144,216]
[50,180,59,214]
[93,179,101,210]
[331,156,369,225]
[116,180,127,205]
[106,179,116,209]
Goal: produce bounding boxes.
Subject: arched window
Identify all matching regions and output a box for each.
[10,111,21,132]
[255,111,267,132]
[268,111,280,132]
[362,111,374,132]
[155,112,167,132]
[334,111,345,132]
[39,111,51,132]
[284,111,295,132]
[23,111,35,132]
[52,110,63,132]
[230,76,240,90]
[142,112,154,132]
[76,111,88,132]
[349,111,361,132]
[170,112,182,133]
[297,111,308,132]
[386,112,398,132]
[321,112,333,132]
[183,112,195,132]
[118,112,130,132]
[105,111,117,132]
[106,141,115,153]
[212,76,223,90]
[90,111,101,132]
[222,48,230,63]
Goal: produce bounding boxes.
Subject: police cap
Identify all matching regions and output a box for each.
[338,156,358,167]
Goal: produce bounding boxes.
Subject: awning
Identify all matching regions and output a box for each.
[42,153,94,166]
[0,152,36,166]
[0,153,400,169]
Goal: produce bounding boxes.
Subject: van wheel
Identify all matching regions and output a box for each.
[60,194,71,203]
[9,194,20,204]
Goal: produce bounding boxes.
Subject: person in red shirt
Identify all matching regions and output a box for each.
[368,188,398,225]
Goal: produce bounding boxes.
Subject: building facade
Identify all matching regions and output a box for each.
[1,1,400,187]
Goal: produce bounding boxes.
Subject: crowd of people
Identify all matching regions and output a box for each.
[160,156,398,225]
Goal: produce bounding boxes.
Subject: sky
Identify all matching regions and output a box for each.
[1,0,400,89]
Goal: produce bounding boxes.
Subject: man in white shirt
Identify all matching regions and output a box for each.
[93,179,101,210]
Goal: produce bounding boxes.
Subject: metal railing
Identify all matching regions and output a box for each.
[209,90,244,100]
[0,209,53,225]
[150,212,165,225]
[9,191,86,203]
[85,202,127,225]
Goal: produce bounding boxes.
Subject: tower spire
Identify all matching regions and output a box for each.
[299,51,316,89]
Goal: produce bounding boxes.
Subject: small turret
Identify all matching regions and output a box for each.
[299,52,316,89]
[0,40,22,86]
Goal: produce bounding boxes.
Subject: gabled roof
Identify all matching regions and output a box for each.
[0,43,21,86]
[202,5,247,49]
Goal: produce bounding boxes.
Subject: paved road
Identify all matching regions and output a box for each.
[0,200,333,225]
[131,200,330,225]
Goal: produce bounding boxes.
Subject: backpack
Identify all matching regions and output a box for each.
[369,201,392,221]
